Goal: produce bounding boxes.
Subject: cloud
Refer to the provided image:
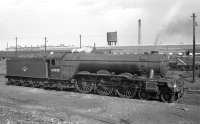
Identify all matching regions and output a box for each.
[78,0,100,7]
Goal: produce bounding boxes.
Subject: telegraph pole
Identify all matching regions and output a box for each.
[93,42,96,52]
[192,13,197,82]
[45,37,47,53]
[80,34,82,48]
[6,42,8,58]
[15,37,18,56]
[7,42,8,51]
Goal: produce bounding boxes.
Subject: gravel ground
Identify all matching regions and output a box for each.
[0,75,199,124]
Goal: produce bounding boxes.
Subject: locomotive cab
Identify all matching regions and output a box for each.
[46,58,61,79]
[45,53,63,80]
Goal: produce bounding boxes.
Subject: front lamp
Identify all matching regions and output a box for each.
[173,83,177,88]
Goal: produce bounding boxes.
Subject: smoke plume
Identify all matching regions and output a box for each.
[164,18,192,37]
[155,16,195,45]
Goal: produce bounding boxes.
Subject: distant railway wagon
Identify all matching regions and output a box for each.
[169,55,200,71]
[6,53,184,102]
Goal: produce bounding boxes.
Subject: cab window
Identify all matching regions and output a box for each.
[51,59,55,66]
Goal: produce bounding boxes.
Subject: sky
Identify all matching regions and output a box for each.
[0,0,200,50]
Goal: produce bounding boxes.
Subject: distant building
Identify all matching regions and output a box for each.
[6,45,77,52]
[3,44,200,56]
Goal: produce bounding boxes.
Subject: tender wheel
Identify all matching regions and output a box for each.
[116,83,137,98]
[16,79,23,86]
[96,79,113,96]
[7,78,15,85]
[42,81,49,89]
[75,78,94,93]
[138,89,151,100]
[32,80,40,88]
[23,80,31,87]
[56,82,65,91]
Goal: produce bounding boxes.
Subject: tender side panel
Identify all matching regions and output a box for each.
[6,58,48,79]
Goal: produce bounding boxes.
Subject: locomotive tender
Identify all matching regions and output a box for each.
[6,52,184,102]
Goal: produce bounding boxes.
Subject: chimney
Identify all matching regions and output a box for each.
[138,19,141,45]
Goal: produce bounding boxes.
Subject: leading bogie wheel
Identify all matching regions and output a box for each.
[160,92,173,103]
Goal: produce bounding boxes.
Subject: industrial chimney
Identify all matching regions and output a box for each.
[138,19,141,46]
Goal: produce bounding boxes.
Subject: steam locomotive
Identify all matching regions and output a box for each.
[5,52,184,102]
